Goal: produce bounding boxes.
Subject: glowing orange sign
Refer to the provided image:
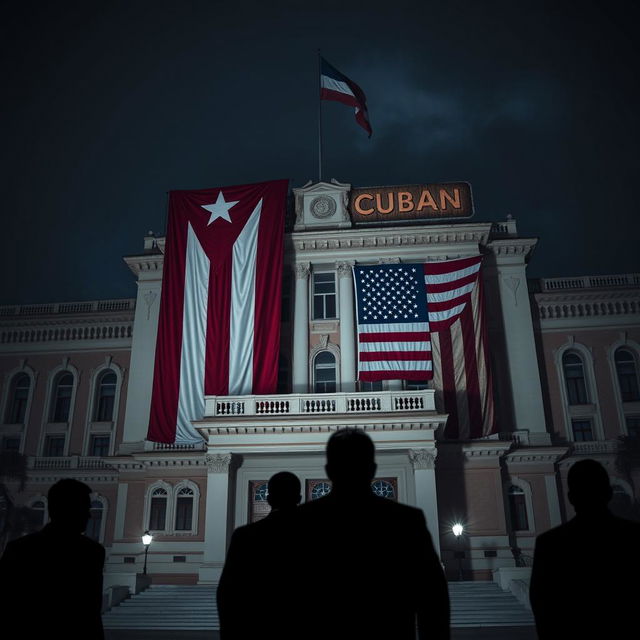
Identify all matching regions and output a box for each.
[349,182,473,223]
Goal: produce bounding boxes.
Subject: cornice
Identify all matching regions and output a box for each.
[485,237,538,258]
[123,253,164,276]
[504,447,569,464]
[287,223,493,255]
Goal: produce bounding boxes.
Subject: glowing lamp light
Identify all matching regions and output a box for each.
[142,531,153,546]
[452,523,464,537]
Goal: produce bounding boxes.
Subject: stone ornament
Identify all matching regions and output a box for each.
[294,262,311,280]
[205,453,232,473]
[409,449,436,470]
[310,196,336,219]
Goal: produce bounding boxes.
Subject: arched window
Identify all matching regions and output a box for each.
[314,352,336,393]
[49,372,74,422]
[149,487,168,531]
[371,480,395,499]
[507,485,529,531]
[86,500,104,542]
[174,487,194,531]
[30,500,47,530]
[93,370,117,421]
[5,373,30,424]
[562,353,589,405]
[615,348,640,402]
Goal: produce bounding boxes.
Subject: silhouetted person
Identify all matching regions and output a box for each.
[217,471,302,639]
[295,428,449,640]
[0,478,105,640]
[529,459,640,638]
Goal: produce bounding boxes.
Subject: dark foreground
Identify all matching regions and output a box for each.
[105,627,537,640]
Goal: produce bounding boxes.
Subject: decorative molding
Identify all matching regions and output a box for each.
[486,238,538,258]
[335,261,355,278]
[379,257,401,264]
[143,291,157,320]
[123,254,164,276]
[294,262,311,280]
[409,449,437,470]
[205,453,232,473]
[503,276,521,306]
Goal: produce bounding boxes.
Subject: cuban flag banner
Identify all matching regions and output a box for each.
[147,179,288,444]
[320,57,372,137]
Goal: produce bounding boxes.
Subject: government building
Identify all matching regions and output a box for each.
[1,179,639,599]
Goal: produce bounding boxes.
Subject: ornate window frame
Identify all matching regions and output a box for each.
[607,339,640,435]
[144,480,172,535]
[28,495,48,530]
[0,364,36,454]
[83,358,124,456]
[172,480,200,536]
[503,477,536,535]
[310,341,341,393]
[143,480,200,536]
[310,268,338,321]
[87,493,108,543]
[553,341,603,442]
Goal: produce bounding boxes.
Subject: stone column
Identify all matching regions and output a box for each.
[199,452,232,584]
[292,263,310,394]
[409,448,441,558]
[486,239,549,443]
[336,261,356,392]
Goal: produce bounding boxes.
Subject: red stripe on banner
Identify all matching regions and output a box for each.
[359,351,431,361]
[461,303,482,438]
[205,259,232,396]
[427,296,472,313]
[147,194,188,444]
[360,370,432,382]
[320,87,358,108]
[425,272,479,293]
[359,331,429,342]
[252,180,287,393]
[439,327,459,439]
[423,255,481,275]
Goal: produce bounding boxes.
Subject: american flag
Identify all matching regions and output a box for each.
[353,256,495,438]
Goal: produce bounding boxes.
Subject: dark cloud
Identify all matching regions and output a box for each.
[1,1,639,304]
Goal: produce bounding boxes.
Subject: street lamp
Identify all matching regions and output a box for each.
[142,530,153,575]
[452,523,464,581]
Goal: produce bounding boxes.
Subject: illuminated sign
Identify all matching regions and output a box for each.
[349,182,473,224]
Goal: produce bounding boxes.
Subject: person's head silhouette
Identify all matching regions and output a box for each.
[567,459,612,515]
[47,478,92,533]
[267,472,301,511]
[325,428,377,492]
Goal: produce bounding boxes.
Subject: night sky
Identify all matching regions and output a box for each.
[2,1,639,305]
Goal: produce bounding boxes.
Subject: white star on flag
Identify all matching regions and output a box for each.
[201,191,239,225]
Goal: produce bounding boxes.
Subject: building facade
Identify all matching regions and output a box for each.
[1,180,639,590]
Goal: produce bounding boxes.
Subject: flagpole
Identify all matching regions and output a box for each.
[317,49,323,183]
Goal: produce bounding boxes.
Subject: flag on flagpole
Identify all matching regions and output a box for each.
[320,57,372,137]
[147,179,288,444]
[353,256,495,438]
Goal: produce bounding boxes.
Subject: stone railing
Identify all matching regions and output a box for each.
[152,442,207,452]
[0,298,136,317]
[205,389,435,418]
[571,440,619,455]
[27,455,115,470]
[537,298,639,320]
[539,274,640,291]
[0,322,133,344]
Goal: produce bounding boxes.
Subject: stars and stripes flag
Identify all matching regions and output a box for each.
[320,57,372,137]
[353,256,495,438]
[147,180,288,444]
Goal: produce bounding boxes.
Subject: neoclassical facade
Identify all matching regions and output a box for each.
[1,181,639,590]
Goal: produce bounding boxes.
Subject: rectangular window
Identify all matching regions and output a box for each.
[44,435,65,457]
[405,380,429,391]
[572,419,594,442]
[149,498,167,530]
[174,497,193,531]
[626,415,640,438]
[509,495,529,530]
[2,436,21,452]
[90,435,111,457]
[360,380,383,392]
[312,272,337,320]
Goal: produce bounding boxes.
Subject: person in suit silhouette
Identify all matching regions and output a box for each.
[296,428,449,640]
[217,471,302,639]
[529,458,640,638]
[0,478,105,640]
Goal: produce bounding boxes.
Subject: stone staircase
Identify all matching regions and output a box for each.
[448,581,534,627]
[102,584,219,630]
[103,581,534,630]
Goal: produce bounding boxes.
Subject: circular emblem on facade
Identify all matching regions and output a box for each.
[310,196,336,219]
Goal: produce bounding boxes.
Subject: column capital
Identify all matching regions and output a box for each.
[336,260,355,278]
[409,448,437,470]
[205,453,232,473]
[294,262,311,280]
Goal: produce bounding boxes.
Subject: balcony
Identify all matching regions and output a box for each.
[204,389,436,418]
[27,455,115,470]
